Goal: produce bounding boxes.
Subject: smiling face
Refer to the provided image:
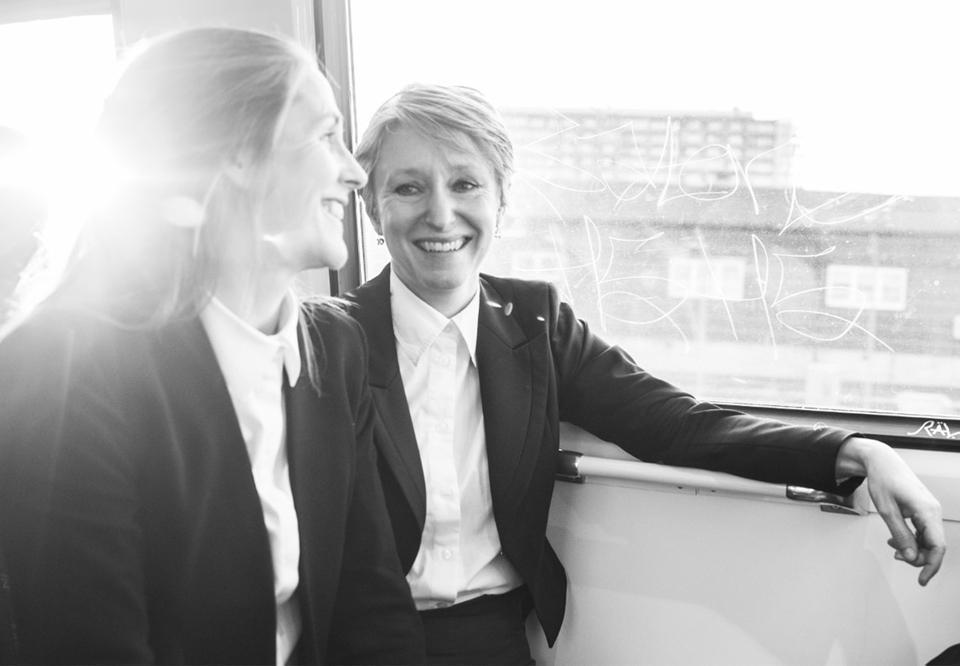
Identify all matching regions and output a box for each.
[258,70,367,274]
[371,126,502,316]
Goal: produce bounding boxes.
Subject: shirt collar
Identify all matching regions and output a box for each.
[390,270,479,368]
[200,291,302,388]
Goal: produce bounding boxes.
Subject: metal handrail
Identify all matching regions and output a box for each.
[557,449,868,516]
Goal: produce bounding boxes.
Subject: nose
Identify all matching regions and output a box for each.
[341,151,367,191]
[424,187,456,230]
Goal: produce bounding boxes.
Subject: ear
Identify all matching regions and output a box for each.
[363,195,383,236]
[369,211,383,236]
[497,178,512,221]
[221,153,252,187]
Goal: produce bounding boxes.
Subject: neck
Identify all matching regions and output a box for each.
[214,266,293,334]
[419,288,474,318]
[399,277,477,319]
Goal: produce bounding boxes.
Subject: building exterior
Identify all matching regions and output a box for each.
[501,107,795,193]
[488,107,960,414]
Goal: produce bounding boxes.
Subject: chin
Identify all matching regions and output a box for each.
[314,240,348,272]
[324,251,348,271]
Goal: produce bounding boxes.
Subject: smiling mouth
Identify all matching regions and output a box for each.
[415,238,469,253]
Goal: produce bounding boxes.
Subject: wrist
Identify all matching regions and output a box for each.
[835,436,879,481]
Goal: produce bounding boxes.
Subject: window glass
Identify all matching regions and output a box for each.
[0,13,117,254]
[351,0,960,417]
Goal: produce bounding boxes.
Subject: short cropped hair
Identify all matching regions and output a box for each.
[354,83,514,225]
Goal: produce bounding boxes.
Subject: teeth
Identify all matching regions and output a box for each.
[417,238,467,253]
[321,200,344,220]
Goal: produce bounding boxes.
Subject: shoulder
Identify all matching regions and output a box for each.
[0,308,155,454]
[480,273,559,312]
[0,306,146,377]
[298,301,371,410]
[480,273,564,327]
[302,300,365,346]
[343,265,390,307]
[480,273,555,300]
[340,271,393,352]
[300,300,369,382]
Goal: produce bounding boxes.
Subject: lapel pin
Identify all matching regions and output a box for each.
[504,302,513,316]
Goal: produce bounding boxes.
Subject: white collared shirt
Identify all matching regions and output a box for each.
[390,271,522,610]
[200,294,302,666]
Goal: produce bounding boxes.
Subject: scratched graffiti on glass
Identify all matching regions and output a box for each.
[487,109,960,417]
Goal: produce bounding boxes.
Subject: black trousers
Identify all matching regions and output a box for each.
[419,586,533,665]
[929,644,960,665]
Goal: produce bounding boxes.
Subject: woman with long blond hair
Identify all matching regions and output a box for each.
[0,28,423,664]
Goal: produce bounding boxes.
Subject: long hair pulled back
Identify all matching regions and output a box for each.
[27,27,318,328]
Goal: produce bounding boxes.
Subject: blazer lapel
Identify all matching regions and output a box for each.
[476,278,538,514]
[154,320,262,508]
[347,267,427,524]
[153,319,275,614]
[285,323,351,659]
[286,322,351,534]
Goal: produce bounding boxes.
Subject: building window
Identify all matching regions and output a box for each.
[825,265,908,311]
[667,257,746,300]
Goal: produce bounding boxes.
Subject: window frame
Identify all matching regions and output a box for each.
[314,0,365,295]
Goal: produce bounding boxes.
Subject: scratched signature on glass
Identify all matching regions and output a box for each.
[509,114,902,357]
[907,421,960,439]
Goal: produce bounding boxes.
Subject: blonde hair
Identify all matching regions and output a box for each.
[354,83,514,226]
[16,27,322,329]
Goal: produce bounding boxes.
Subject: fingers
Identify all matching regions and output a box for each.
[878,507,919,564]
[885,517,946,586]
[860,441,945,585]
[915,519,946,586]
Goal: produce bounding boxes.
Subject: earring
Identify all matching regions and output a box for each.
[376,236,385,246]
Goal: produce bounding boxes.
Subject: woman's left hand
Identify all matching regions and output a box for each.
[836,436,945,586]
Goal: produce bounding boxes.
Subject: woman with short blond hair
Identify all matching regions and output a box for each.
[348,82,944,665]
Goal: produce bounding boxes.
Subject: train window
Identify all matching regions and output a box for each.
[348,0,960,419]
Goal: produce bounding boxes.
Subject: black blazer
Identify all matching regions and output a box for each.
[346,265,859,647]
[0,302,425,664]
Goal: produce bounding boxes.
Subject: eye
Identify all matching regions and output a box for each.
[394,183,421,196]
[453,179,479,193]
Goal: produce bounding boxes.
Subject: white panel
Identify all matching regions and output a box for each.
[531,427,960,664]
